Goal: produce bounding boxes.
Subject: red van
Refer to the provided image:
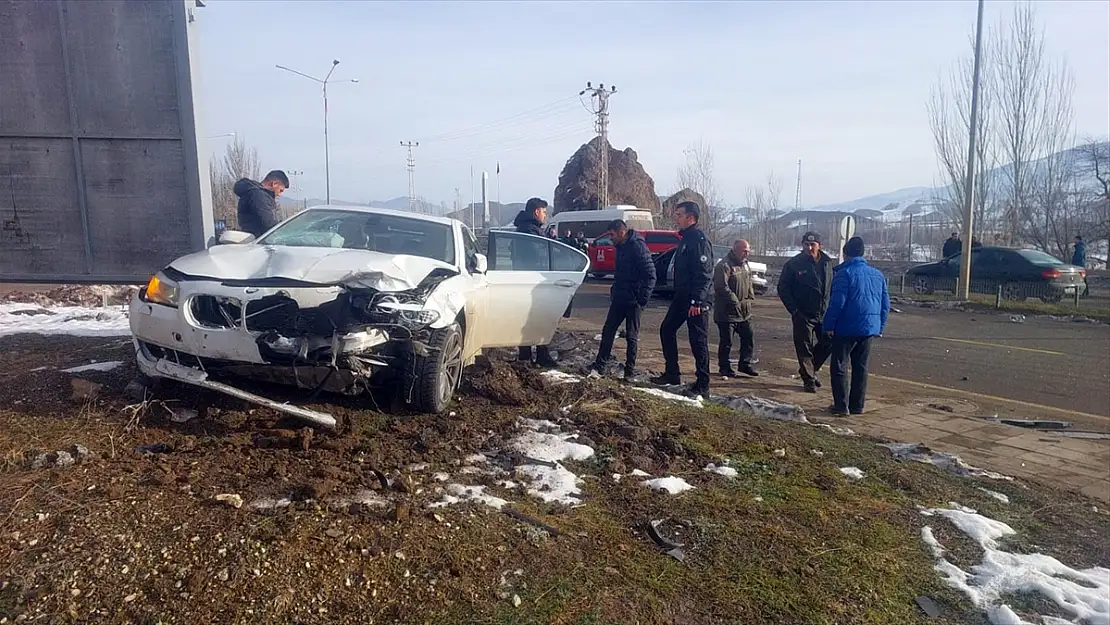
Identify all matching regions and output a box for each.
[588,230,682,278]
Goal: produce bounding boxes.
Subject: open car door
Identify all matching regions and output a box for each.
[481,230,588,348]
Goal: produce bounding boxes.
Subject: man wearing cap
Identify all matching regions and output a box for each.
[777,231,834,393]
[822,236,890,416]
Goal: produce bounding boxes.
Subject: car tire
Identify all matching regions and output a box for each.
[1000,282,1026,302]
[1040,291,1063,304]
[407,322,464,414]
[912,275,934,295]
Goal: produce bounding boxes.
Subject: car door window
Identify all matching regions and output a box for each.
[462,226,480,272]
[553,241,589,272]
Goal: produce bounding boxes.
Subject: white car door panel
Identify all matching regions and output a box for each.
[483,231,588,348]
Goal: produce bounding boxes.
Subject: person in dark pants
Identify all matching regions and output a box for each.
[1073,235,1089,296]
[589,219,656,381]
[713,239,758,378]
[234,170,289,238]
[822,236,890,416]
[650,201,715,397]
[942,232,961,258]
[512,198,558,368]
[777,231,834,393]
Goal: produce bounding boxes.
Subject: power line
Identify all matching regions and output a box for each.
[401,141,420,213]
[580,81,616,208]
[415,96,580,143]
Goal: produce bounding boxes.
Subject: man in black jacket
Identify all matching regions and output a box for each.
[234,170,289,238]
[651,201,715,397]
[512,198,558,368]
[777,231,834,392]
[588,219,656,381]
[942,232,961,258]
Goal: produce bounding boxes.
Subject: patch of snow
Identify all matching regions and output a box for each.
[922,503,1110,625]
[511,431,594,463]
[630,469,651,477]
[810,449,825,457]
[248,497,292,511]
[633,386,703,407]
[978,488,1011,504]
[814,423,857,436]
[406,463,428,472]
[0,304,130,338]
[429,484,510,510]
[541,370,581,385]
[519,418,560,431]
[514,463,585,505]
[335,490,390,509]
[60,360,123,374]
[713,395,807,423]
[612,473,622,482]
[882,442,1013,480]
[463,453,488,465]
[641,476,695,495]
[431,472,450,482]
[839,467,865,480]
[703,463,738,478]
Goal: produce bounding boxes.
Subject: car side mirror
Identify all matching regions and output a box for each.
[219,230,255,245]
[472,253,488,274]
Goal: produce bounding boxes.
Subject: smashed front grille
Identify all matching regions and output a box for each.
[244,295,300,333]
[190,295,243,329]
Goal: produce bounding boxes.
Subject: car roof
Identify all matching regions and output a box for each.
[302,204,457,227]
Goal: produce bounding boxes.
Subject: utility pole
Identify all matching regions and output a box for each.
[401,141,419,213]
[580,82,616,209]
[469,166,475,228]
[286,169,304,217]
[794,158,802,211]
[958,0,986,301]
[275,60,358,205]
[454,188,461,217]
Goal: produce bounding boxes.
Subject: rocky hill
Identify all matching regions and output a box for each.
[553,137,659,213]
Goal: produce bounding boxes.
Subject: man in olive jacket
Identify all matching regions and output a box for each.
[777,231,834,392]
[713,239,758,378]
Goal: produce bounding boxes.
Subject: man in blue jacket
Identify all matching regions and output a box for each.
[822,236,890,417]
[588,219,656,381]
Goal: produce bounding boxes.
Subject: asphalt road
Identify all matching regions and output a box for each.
[569,280,1110,421]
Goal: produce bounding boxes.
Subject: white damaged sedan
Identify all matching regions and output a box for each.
[130,206,588,428]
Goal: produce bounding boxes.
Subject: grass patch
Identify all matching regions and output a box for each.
[897,291,1110,321]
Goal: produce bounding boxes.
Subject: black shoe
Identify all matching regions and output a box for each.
[650,373,681,386]
[535,358,559,369]
[803,381,818,393]
[682,384,709,398]
[813,378,823,388]
[849,408,865,416]
[719,369,738,379]
[738,366,759,377]
[622,368,646,384]
[828,405,849,417]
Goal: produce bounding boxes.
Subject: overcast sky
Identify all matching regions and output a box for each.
[195,0,1110,209]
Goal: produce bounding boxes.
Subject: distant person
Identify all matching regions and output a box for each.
[971,237,983,250]
[588,219,656,381]
[576,230,590,252]
[822,236,890,416]
[234,170,289,238]
[942,232,961,258]
[512,198,558,368]
[1073,235,1089,296]
[777,231,834,393]
[713,239,759,378]
[650,201,715,397]
[560,230,577,247]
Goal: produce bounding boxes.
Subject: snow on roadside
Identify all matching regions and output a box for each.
[632,386,703,407]
[921,502,1110,625]
[0,303,130,338]
[712,395,808,423]
[60,361,123,374]
[511,418,594,505]
[978,488,1011,504]
[882,442,1013,481]
[429,484,510,510]
[839,467,866,480]
[541,370,581,385]
[704,463,738,478]
[641,476,695,494]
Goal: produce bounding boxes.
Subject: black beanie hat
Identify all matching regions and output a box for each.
[844,236,865,258]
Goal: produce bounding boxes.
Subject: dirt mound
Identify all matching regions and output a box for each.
[553,137,659,212]
[1,285,138,308]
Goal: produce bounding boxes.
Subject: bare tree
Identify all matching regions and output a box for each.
[744,171,782,255]
[926,25,997,233]
[1020,64,1076,257]
[209,136,261,228]
[676,141,727,240]
[1076,137,1110,202]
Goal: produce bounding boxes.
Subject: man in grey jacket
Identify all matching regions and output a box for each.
[713,239,758,378]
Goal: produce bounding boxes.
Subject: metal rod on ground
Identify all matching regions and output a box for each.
[957,0,986,301]
[899,274,905,294]
[1074,287,1080,308]
[996,284,1002,309]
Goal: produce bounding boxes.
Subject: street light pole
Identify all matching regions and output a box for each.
[275,60,358,205]
[957,0,986,301]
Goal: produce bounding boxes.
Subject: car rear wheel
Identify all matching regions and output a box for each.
[407,322,463,414]
[912,275,934,295]
[1000,282,1027,302]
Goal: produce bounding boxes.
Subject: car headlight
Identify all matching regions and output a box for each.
[143,271,180,307]
[372,297,441,328]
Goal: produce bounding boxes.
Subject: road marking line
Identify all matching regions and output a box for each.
[928,336,1065,356]
[773,357,1108,422]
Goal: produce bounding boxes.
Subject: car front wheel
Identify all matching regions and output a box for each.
[407,322,464,414]
[912,275,934,295]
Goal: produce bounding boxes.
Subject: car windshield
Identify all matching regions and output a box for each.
[257,209,456,265]
[1015,249,1064,266]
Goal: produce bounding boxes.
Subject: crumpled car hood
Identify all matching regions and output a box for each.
[168,244,457,292]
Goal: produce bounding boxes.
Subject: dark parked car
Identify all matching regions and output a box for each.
[906,246,1086,303]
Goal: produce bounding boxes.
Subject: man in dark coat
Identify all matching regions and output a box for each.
[650,201,715,397]
[588,219,656,381]
[1073,235,1089,296]
[942,232,961,258]
[234,170,289,238]
[512,198,558,368]
[713,239,758,378]
[822,236,889,416]
[777,231,834,393]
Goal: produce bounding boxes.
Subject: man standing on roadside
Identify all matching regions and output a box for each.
[651,201,715,397]
[822,236,889,416]
[588,219,656,381]
[942,232,961,258]
[235,170,289,238]
[777,231,834,393]
[1073,235,1089,296]
[512,198,558,368]
[713,239,759,379]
